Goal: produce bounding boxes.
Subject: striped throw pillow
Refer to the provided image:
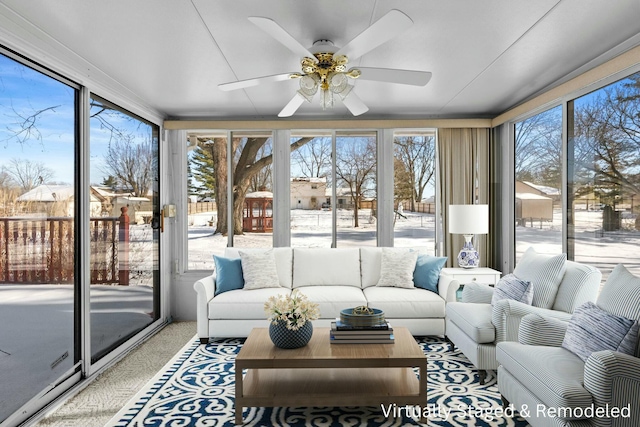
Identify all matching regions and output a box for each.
[513,247,566,309]
[562,301,639,362]
[491,274,533,305]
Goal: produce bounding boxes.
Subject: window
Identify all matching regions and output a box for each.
[568,72,640,279]
[513,105,563,262]
[335,132,377,247]
[393,131,437,251]
[187,132,273,269]
[290,133,332,247]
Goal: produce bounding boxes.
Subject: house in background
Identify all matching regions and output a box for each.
[16,185,106,217]
[291,177,326,210]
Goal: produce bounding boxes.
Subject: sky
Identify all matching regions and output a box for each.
[0,53,152,189]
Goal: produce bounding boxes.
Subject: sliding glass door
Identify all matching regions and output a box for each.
[0,52,80,423]
[89,96,161,363]
[0,51,162,425]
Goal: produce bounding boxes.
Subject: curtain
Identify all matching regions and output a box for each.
[438,128,490,267]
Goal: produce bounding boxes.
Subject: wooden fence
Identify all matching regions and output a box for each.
[187,202,216,214]
[0,208,130,285]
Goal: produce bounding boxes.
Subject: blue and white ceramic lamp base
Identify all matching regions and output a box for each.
[457,235,480,268]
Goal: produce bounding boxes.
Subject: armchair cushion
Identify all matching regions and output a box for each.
[597,264,640,321]
[497,342,593,413]
[491,274,533,306]
[446,302,495,343]
[562,301,639,362]
[518,313,569,347]
[513,247,566,309]
[461,282,494,304]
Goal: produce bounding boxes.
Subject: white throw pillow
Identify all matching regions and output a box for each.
[376,248,418,288]
[513,247,566,309]
[239,250,280,290]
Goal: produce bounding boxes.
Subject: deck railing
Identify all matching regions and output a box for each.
[0,209,130,285]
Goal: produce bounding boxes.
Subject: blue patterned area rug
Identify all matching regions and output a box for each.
[106,337,529,426]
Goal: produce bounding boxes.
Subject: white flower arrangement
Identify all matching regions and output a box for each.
[264,289,320,331]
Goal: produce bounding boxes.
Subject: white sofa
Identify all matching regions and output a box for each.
[194,247,459,343]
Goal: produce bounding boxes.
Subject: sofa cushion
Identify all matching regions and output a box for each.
[562,301,639,362]
[295,285,367,319]
[360,247,383,288]
[497,342,593,415]
[363,286,445,319]
[224,247,293,288]
[413,255,447,293]
[239,250,281,290]
[491,274,533,306]
[513,247,566,309]
[213,255,244,296]
[376,248,418,288]
[208,287,290,320]
[293,248,361,288]
[446,302,495,343]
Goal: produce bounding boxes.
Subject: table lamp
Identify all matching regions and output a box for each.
[448,204,489,268]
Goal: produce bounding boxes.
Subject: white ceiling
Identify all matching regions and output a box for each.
[1,0,639,120]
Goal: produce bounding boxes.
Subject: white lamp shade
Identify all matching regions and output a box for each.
[448,204,489,235]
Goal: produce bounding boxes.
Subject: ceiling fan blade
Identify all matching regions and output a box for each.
[335,9,412,60]
[342,92,369,116]
[248,17,318,62]
[357,68,432,86]
[278,93,306,117]
[218,73,295,91]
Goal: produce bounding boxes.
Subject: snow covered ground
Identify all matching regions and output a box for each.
[188,207,640,279]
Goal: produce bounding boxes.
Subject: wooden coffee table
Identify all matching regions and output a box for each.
[234,326,427,424]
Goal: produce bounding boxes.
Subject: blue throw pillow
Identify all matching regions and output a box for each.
[413,255,447,293]
[562,301,639,362]
[213,255,244,296]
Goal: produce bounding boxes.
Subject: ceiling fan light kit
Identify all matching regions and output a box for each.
[220,9,432,117]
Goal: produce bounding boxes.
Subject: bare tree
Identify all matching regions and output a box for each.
[102,135,154,197]
[4,158,55,192]
[515,106,563,187]
[573,75,640,199]
[1,104,60,147]
[291,137,332,178]
[393,135,435,211]
[335,137,376,228]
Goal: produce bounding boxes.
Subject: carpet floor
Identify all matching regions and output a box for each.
[103,334,529,426]
[33,322,198,427]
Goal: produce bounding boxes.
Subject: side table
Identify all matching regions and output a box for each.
[439,267,501,302]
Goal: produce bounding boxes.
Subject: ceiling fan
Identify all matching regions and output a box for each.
[218,9,432,117]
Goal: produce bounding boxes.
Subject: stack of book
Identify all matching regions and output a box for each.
[329,319,394,344]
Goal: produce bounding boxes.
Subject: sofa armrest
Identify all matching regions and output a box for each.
[438,276,460,303]
[461,282,494,304]
[491,299,572,343]
[584,350,640,427]
[517,313,568,347]
[193,274,216,341]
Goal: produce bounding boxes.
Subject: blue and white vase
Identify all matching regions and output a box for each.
[269,321,313,349]
[457,239,480,268]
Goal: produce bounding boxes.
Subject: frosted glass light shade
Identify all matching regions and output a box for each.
[448,204,489,235]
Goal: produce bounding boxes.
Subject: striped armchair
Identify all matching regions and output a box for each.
[497,264,640,427]
[445,248,601,384]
